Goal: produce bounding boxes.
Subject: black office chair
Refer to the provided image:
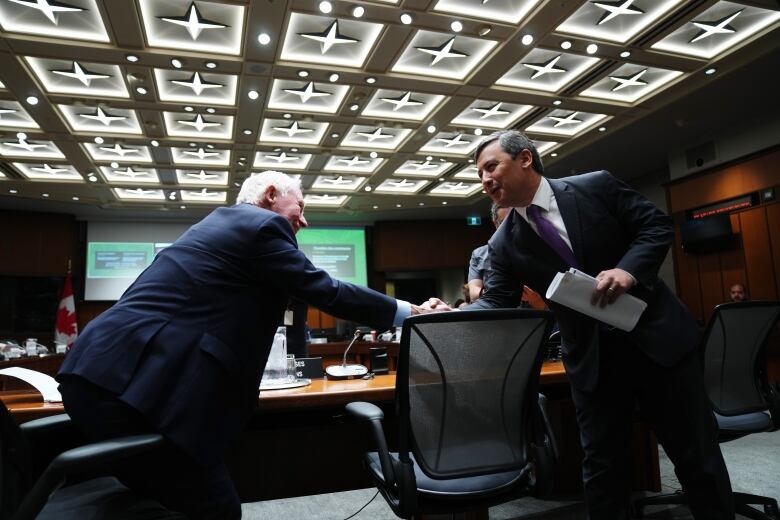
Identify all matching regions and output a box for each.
[0,404,184,520]
[634,301,780,520]
[346,309,557,519]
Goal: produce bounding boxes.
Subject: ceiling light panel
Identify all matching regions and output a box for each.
[0,0,109,42]
[451,100,534,129]
[171,146,231,166]
[375,178,429,194]
[179,188,228,203]
[428,181,482,197]
[534,140,559,155]
[311,175,367,192]
[83,143,153,163]
[138,0,245,55]
[392,31,497,80]
[251,170,301,181]
[153,69,238,106]
[323,155,384,174]
[651,1,780,59]
[0,137,63,159]
[175,169,228,186]
[254,151,313,170]
[0,100,40,130]
[361,89,445,122]
[13,162,83,182]
[432,0,541,24]
[579,64,683,104]
[525,110,608,137]
[419,132,480,156]
[339,125,413,151]
[113,188,166,201]
[280,13,384,68]
[452,165,480,180]
[304,194,349,206]
[99,166,160,184]
[58,104,143,135]
[495,49,600,93]
[394,159,453,177]
[25,57,128,98]
[0,80,5,89]
[259,118,329,146]
[267,79,350,114]
[163,111,234,140]
[556,0,684,44]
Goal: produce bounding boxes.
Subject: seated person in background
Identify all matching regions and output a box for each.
[57,171,441,519]
[729,283,748,302]
[466,202,511,302]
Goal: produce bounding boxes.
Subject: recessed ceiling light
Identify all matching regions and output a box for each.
[206,107,216,114]
[396,203,402,208]
[180,205,186,209]
[330,132,339,138]
[705,68,717,75]
[169,192,176,200]
[126,54,139,63]
[442,201,448,205]
[474,128,483,136]
[298,70,309,78]
[283,113,292,119]
[72,196,80,201]
[478,26,492,37]
[88,176,97,182]
[468,159,474,163]
[598,126,606,132]
[110,161,119,168]
[427,125,437,133]
[551,152,558,157]
[553,99,562,106]
[42,193,49,198]
[560,40,572,50]
[329,73,339,82]
[16,132,27,140]
[205,61,217,69]
[419,202,425,206]
[319,1,332,14]
[291,148,298,152]
[352,6,364,17]
[189,142,196,147]
[150,140,159,147]
[93,136,104,144]
[207,144,215,149]
[257,33,271,45]
[372,205,378,209]
[136,86,147,95]
[400,13,412,25]
[243,129,252,135]
[369,151,378,158]
[26,95,38,105]
[365,76,376,84]
[586,43,598,55]
[184,106,194,112]
[425,156,433,161]
[451,21,463,33]
[364,186,372,192]
[9,189,18,194]
[349,104,359,111]
[248,90,259,100]
[521,34,533,46]
[620,51,631,58]
[171,58,183,68]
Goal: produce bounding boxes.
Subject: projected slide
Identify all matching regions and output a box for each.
[296,228,368,287]
[87,243,156,278]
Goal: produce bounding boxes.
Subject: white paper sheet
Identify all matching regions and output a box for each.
[0,367,62,402]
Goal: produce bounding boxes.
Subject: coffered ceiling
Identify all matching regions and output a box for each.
[0,0,778,220]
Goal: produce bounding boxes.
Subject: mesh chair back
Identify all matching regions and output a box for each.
[702,302,780,415]
[397,309,553,479]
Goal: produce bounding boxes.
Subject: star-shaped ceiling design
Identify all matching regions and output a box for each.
[0,0,776,214]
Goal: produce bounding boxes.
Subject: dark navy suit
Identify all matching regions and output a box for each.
[58,204,397,517]
[470,171,732,518]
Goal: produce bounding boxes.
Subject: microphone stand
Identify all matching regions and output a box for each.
[325,329,369,379]
[341,330,362,370]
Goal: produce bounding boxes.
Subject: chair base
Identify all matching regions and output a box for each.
[633,490,779,520]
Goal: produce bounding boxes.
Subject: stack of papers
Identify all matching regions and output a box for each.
[0,367,62,402]
[545,268,647,332]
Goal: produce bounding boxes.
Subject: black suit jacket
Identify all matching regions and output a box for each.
[59,204,397,465]
[470,171,700,391]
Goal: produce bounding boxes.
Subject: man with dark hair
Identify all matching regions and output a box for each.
[433,131,733,519]
[729,283,748,302]
[466,201,511,302]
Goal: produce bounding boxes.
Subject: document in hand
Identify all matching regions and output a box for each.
[545,268,647,332]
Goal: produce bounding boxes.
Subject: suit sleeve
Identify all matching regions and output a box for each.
[596,171,674,289]
[248,216,397,331]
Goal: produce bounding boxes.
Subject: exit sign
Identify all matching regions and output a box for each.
[466,216,482,226]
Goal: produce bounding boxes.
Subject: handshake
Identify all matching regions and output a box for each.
[411,297,455,315]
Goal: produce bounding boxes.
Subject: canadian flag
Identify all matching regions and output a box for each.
[55,273,78,348]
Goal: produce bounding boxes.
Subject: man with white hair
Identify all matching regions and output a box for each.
[58,171,433,519]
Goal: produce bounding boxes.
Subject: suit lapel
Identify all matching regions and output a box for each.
[548,179,585,269]
[509,207,566,270]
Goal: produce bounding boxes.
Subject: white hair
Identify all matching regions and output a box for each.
[236,171,301,205]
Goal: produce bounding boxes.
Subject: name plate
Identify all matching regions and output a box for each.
[296,357,324,379]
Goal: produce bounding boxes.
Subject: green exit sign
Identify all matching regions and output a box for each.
[466,216,482,226]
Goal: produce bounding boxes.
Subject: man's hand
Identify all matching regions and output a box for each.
[411,297,454,315]
[591,268,635,308]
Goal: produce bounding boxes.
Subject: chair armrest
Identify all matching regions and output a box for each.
[13,434,165,520]
[19,413,72,435]
[346,401,395,486]
[537,393,559,460]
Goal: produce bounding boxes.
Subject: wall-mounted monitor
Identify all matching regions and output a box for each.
[679,213,736,255]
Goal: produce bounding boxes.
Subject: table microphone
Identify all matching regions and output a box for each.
[325,330,369,378]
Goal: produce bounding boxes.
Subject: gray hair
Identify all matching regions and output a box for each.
[236,171,302,204]
[474,130,544,175]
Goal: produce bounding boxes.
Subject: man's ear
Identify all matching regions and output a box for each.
[260,185,276,208]
[518,148,534,169]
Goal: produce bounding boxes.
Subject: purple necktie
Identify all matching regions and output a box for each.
[526,204,579,269]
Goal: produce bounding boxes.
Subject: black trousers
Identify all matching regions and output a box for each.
[569,340,734,520]
[58,375,241,520]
